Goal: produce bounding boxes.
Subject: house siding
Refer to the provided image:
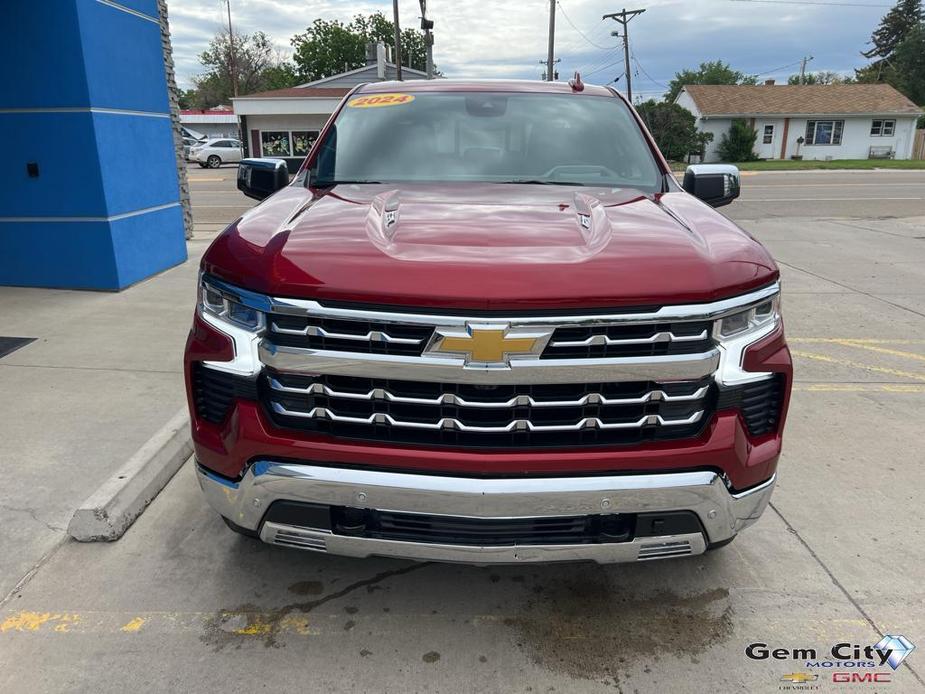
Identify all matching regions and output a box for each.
[675,88,920,162]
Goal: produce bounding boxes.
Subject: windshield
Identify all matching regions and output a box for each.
[312,91,663,191]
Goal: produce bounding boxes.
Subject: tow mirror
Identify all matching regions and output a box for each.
[682,164,740,208]
[237,158,289,201]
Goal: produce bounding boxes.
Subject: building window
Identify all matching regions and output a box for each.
[762,124,774,144]
[870,119,895,136]
[805,120,844,146]
[261,131,291,156]
[260,130,320,157]
[292,131,319,157]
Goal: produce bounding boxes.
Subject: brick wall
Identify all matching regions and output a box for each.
[158,0,193,239]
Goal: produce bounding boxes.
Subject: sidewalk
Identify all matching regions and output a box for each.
[0,236,211,598]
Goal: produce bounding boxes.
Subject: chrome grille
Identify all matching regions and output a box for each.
[268,313,433,356]
[262,372,713,448]
[266,311,713,360]
[542,321,713,359]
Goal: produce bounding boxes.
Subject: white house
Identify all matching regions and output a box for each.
[233,42,430,171]
[675,83,922,162]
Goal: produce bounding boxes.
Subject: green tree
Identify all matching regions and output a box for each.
[636,100,713,161]
[856,0,923,83]
[290,12,431,83]
[891,24,925,104]
[786,71,853,85]
[717,119,759,162]
[862,0,923,60]
[191,30,299,108]
[667,61,758,103]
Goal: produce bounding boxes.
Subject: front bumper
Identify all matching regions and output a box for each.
[198,461,776,564]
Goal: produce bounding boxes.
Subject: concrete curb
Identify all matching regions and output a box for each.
[68,407,193,542]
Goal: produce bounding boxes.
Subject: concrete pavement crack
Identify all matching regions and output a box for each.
[0,502,67,533]
[776,259,925,320]
[202,561,431,649]
[768,502,924,687]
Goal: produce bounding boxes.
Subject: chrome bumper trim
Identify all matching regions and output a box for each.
[258,342,721,384]
[259,523,707,564]
[198,462,776,563]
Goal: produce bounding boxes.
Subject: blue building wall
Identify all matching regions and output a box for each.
[0,0,187,290]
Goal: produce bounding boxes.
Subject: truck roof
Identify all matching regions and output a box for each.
[356,78,617,98]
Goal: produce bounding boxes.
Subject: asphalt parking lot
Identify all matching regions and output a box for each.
[1,168,923,693]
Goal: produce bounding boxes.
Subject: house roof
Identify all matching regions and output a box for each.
[681,84,922,117]
[179,109,237,123]
[235,87,352,100]
[297,62,428,88]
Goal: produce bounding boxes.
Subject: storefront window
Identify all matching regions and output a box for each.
[261,131,291,156]
[292,131,319,156]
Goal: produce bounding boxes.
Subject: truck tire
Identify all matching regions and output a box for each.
[207,155,222,169]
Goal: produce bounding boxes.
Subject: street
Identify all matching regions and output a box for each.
[1,168,923,693]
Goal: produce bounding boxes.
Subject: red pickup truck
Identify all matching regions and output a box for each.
[185,79,791,564]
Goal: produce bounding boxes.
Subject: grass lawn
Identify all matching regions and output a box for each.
[670,159,925,172]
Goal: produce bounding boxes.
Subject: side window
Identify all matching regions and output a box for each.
[883,120,895,136]
[762,125,774,144]
[870,120,883,136]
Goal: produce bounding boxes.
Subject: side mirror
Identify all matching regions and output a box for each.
[237,158,289,201]
[682,164,740,208]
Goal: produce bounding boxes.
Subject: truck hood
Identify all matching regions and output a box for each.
[203,183,778,310]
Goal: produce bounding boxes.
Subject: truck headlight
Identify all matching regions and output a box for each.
[715,293,780,341]
[199,277,265,332]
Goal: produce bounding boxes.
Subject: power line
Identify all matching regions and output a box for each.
[575,45,623,75]
[584,58,625,78]
[730,0,890,7]
[631,54,668,90]
[752,58,806,76]
[556,1,617,50]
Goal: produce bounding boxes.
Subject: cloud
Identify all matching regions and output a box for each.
[166,0,886,95]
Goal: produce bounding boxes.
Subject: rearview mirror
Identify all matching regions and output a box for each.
[682,164,740,208]
[237,158,289,201]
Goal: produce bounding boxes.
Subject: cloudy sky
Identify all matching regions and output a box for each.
[166,0,891,97]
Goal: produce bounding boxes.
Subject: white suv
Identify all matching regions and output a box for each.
[192,139,243,168]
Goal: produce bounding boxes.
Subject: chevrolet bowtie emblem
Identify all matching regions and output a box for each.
[780,673,817,684]
[427,325,551,365]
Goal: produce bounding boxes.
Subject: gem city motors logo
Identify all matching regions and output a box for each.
[747,635,915,687]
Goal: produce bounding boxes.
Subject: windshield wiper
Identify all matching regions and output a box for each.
[314,179,382,186]
[499,179,586,186]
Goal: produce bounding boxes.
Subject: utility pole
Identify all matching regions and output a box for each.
[393,0,403,81]
[603,8,645,102]
[799,55,814,84]
[546,0,556,81]
[538,58,560,81]
[419,0,434,79]
[225,0,237,97]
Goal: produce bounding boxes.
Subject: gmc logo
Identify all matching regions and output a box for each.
[832,672,892,683]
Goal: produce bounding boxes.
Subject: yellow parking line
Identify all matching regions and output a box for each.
[793,383,925,393]
[789,338,925,345]
[791,350,925,382]
[832,340,925,364]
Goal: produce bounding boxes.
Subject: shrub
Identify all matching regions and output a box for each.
[717,119,759,162]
